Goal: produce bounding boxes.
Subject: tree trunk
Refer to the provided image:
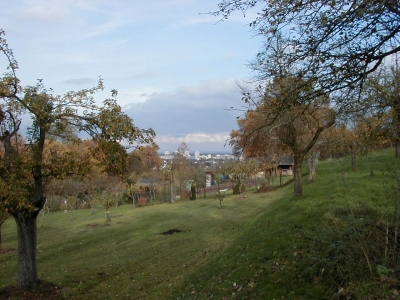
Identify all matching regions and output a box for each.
[170,174,174,203]
[370,151,374,176]
[12,211,39,288]
[397,156,400,283]
[293,155,304,198]
[350,146,356,171]
[0,213,8,252]
[307,151,320,181]
[395,91,400,284]
[105,210,111,222]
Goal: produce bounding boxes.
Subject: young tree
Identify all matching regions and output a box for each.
[170,143,192,200]
[209,162,228,192]
[224,158,259,197]
[121,172,141,205]
[177,141,189,156]
[189,166,207,199]
[0,31,155,288]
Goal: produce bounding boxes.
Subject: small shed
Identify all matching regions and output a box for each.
[205,171,213,187]
[278,156,294,175]
[255,156,294,176]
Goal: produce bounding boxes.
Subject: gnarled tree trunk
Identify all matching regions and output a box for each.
[11,209,40,288]
[293,154,304,198]
[307,151,320,181]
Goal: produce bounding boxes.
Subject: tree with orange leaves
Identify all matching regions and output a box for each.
[231,76,335,197]
[128,145,162,175]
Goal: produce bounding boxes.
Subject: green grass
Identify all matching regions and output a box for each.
[1,148,398,299]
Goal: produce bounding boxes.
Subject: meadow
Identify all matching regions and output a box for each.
[1,148,398,299]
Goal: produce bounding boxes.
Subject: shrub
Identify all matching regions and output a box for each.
[180,191,191,201]
[233,183,246,194]
[190,184,197,200]
[299,204,397,297]
[138,197,147,207]
[46,195,62,212]
[256,182,275,193]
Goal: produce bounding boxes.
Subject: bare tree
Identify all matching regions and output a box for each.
[212,0,400,97]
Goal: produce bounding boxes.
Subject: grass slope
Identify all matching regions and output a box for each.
[1,148,398,299]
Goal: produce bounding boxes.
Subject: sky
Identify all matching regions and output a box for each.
[1,0,263,153]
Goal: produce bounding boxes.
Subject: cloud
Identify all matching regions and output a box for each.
[124,78,244,151]
[156,132,230,144]
[155,133,232,153]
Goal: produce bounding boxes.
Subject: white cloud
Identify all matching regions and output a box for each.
[155,132,232,152]
[156,132,230,144]
[1,1,261,152]
[124,78,244,151]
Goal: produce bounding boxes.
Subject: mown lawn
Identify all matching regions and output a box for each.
[1,148,398,299]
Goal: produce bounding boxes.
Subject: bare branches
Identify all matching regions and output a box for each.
[213,0,400,97]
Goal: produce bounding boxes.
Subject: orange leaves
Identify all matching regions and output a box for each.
[42,139,95,179]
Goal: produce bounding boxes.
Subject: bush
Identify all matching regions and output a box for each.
[46,195,62,212]
[138,197,147,207]
[256,182,275,193]
[233,183,246,194]
[299,204,397,297]
[190,184,197,200]
[180,191,191,201]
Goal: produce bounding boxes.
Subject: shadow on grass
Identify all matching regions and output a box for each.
[0,280,64,300]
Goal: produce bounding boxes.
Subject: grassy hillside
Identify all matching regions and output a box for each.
[0,148,398,299]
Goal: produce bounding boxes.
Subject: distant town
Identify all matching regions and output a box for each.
[159,151,235,162]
